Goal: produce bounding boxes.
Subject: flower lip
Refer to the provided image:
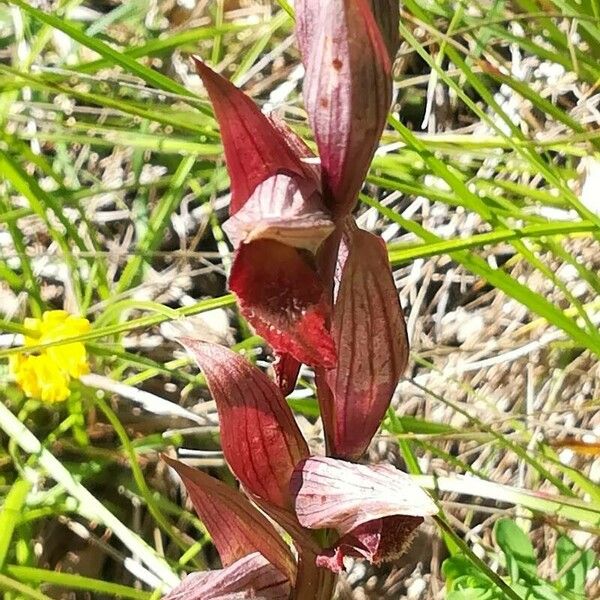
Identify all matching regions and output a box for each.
[229,240,337,369]
[290,456,437,573]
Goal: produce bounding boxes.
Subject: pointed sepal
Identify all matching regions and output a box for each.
[194,58,308,215]
[178,340,310,509]
[163,456,296,584]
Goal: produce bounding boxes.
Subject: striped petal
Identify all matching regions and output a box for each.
[296,0,395,216]
[163,456,296,584]
[178,340,310,510]
[317,220,409,459]
[163,552,290,600]
[223,173,334,253]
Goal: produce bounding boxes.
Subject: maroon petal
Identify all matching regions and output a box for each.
[229,240,336,368]
[296,0,394,216]
[290,457,437,572]
[163,456,296,584]
[367,0,400,61]
[273,352,302,397]
[318,221,409,460]
[222,173,334,253]
[194,58,308,215]
[268,114,322,183]
[178,340,310,510]
[163,552,290,600]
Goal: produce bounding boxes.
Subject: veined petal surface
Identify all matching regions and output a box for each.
[179,340,310,509]
[163,552,290,600]
[318,221,409,459]
[296,0,395,216]
[163,456,296,584]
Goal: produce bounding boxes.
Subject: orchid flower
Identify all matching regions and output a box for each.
[162,2,435,598]
[194,0,406,461]
[163,342,437,599]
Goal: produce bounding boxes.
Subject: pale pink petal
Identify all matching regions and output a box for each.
[222,173,334,253]
[291,457,437,534]
[163,552,290,600]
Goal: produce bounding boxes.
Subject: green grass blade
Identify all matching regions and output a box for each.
[6,566,151,600]
[6,0,198,100]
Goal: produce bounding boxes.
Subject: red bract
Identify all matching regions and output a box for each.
[317,219,409,460]
[163,342,436,598]
[296,0,397,216]
[177,339,309,510]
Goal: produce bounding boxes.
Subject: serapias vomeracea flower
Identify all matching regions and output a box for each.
[163,341,437,599]
[162,2,433,598]
[194,0,406,462]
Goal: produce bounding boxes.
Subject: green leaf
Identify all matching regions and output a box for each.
[494,519,538,584]
[556,536,596,594]
[0,479,31,570]
[5,566,151,600]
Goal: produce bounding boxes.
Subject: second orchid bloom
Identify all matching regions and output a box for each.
[164,1,437,599]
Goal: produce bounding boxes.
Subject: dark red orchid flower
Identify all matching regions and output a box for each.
[161,2,432,598]
[194,0,406,460]
[163,341,436,599]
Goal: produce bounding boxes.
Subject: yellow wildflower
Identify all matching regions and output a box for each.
[9,310,91,403]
